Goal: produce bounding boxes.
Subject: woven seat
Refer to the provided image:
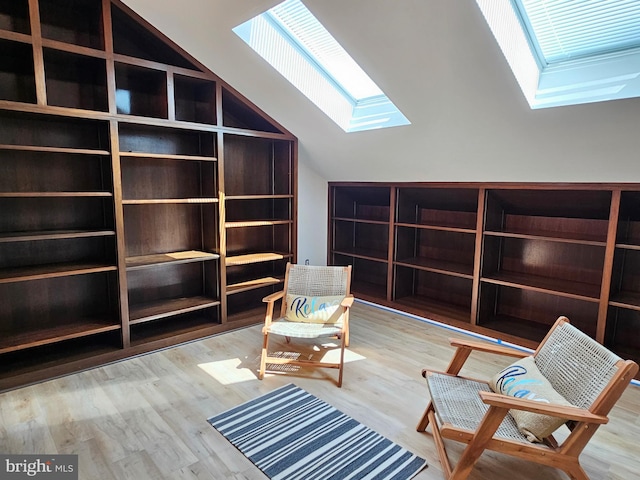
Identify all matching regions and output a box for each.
[259,263,353,387]
[417,316,639,480]
[427,373,528,442]
[266,318,344,338]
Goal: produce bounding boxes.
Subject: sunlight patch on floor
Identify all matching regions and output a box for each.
[320,347,366,364]
[198,358,256,385]
[197,348,366,384]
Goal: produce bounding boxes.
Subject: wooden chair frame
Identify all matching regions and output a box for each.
[417,316,639,480]
[259,263,354,387]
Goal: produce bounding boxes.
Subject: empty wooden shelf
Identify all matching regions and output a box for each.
[226,276,284,295]
[329,183,640,377]
[0,262,117,283]
[39,0,104,50]
[0,318,119,355]
[44,48,108,111]
[0,0,297,391]
[0,229,116,243]
[174,74,216,124]
[129,296,221,325]
[0,38,36,103]
[226,252,291,266]
[115,63,168,118]
[126,250,219,270]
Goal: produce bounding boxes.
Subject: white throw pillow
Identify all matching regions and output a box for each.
[285,294,344,323]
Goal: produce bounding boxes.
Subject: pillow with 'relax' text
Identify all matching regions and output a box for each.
[285,295,344,323]
[489,356,572,442]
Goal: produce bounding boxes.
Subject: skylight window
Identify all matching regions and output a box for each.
[233,0,409,132]
[476,0,640,108]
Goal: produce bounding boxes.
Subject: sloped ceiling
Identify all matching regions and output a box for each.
[122,0,640,183]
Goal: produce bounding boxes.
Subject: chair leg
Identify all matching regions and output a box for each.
[259,331,269,380]
[416,401,433,431]
[337,332,346,387]
[449,405,508,480]
[564,462,590,480]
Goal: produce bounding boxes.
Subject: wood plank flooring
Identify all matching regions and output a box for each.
[1,301,639,479]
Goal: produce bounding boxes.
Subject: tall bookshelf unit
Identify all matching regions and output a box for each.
[0,0,297,391]
[329,183,640,377]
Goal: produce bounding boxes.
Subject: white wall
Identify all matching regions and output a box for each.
[296,158,328,266]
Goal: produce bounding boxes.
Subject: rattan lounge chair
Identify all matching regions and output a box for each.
[417,316,639,480]
[259,263,354,387]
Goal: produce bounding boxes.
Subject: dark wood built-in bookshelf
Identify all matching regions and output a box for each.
[0,0,297,391]
[329,183,640,377]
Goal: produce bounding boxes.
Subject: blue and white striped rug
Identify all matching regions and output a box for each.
[208,383,427,480]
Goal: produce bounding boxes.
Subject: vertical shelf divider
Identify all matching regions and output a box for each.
[27,0,46,105]
[109,118,130,347]
[102,0,117,115]
[470,187,486,325]
[387,186,396,301]
[166,67,176,121]
[598,189,621,343]
[217,132,228,323]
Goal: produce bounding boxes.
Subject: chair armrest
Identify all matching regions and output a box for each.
[438,338,529,375]
[478,391,609,424]
[449,338,529,359]
[341,295,354,308]
[262,290,285,303]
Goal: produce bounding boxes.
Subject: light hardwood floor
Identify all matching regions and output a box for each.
[1,301,638,480]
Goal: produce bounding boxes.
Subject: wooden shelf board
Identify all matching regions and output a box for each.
[129,296,220,324]
[481,272,601,302]
[225,194,293,200]
[226,252,292,266]
[0,98,204,134]
[0,100,293,139]
[332,247,388,263]
[393,295,471,323]
[616,243,640,251]
[122,198,218,205]
[129,313,221,347]
[609,291,640,311]
[0,344,124,392]
[0,192,113,197]
[119,152,217,162]
[226,276,284,295]
[0,229,115,243]
[226,306,267,323]
[126,250,219,270]
[0,29,31,44]
[334,216,389,226]
[225,220,292,228]
[395,222,476,234]
[0,320,120,354]
[484,229,606,246]
[0,144,110,155]
[0,263,117,284]
[395,257,474,279]
[41,38,107,59]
